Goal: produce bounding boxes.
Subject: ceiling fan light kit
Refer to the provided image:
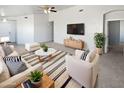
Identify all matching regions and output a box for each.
[41,6,57,14]
[2,18,7,22]
[1,12,5,16]
[44,9,48,14]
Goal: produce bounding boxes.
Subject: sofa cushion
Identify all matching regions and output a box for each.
[3,56,28,76]
[86,50,96,63]
[2,46,13,56]
[80,49,89,61]
[0,56,10,83]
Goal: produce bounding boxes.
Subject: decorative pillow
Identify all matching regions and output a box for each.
[80,49,90,61]
[86,50,96,63]
[3,56,27,76]
[75,50,85,59]
[0,45,5,57]
[2,46,13,56]
[0,56,10,83]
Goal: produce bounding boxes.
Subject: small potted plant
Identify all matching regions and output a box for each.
[40,44,48,52]
[94,33,105,55]
[28,70,43,87]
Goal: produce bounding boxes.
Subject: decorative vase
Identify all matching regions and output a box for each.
[96,48,102,55]
[31,79,42,88]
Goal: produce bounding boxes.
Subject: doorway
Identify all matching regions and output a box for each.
[108,21,120,52]
[49,21,54,42]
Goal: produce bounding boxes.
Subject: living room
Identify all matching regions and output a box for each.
[0,3,124,90]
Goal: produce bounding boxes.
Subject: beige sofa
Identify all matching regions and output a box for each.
[0,45,42,88]
[65,49,99,88]
[0,45,18,57]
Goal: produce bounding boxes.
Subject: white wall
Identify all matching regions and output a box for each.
[106,11,124,21]
[0,21,16,42]
[17,14,34,44]
[34,14,52,42]
[49,5,124,50]
[17,14,52,44]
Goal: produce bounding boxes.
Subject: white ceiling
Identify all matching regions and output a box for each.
[0,5,73,17]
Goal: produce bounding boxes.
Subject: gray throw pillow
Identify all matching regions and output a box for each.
[80,49,90,61]
[2,46,13,56]
[3,56,27,76]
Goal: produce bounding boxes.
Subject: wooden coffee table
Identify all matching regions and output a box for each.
[17,74,54,88]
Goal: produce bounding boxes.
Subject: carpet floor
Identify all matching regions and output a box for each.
[22,50,82,88]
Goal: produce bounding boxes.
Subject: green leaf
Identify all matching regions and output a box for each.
[94,33,105,48]
[28,70,43,82]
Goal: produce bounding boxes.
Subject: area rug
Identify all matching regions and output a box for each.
[21,50,81,88]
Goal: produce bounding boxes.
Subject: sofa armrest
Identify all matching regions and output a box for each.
[91,54,99,87]
[0,63,42,88]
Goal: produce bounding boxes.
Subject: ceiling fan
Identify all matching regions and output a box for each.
[39,6,57,14]
[0,8,15,22]
[0,8,8,22]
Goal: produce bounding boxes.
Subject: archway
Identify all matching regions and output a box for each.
[103,10,124,53]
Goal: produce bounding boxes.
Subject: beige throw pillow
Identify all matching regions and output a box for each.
[0,57,10,83]
[86,50,96,63]
[0,46,5,57]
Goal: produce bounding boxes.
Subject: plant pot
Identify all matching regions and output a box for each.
[31,80,42,88]
[96,48,103,55]
[43,47,48,52]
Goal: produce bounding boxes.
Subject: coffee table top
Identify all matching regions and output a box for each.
[35,48,56,56]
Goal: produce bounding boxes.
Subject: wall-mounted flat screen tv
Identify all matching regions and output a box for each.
[67,23,85,35]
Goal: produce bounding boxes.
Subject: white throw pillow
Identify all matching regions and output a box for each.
[0,56,10,83]
[86,50,96,62]
[75,50,85,59]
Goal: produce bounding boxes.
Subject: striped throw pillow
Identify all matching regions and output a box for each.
[80,49,90,61]
[3,56,27,76]
[3,56,22,62]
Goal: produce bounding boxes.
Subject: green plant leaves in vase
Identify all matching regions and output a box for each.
[40,44,48,52]
[28,70,43,82]
[94,33,105,48]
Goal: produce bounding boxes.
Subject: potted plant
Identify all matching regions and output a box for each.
[94,33,105,55]
[28,70,43,87]
[40,44,48,52]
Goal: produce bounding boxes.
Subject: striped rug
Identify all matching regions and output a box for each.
[21,50,82,88]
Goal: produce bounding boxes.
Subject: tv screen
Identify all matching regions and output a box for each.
[67,23,84,35]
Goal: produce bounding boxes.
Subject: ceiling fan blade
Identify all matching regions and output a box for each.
[51,7,55,9]
[50,10,57,12]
